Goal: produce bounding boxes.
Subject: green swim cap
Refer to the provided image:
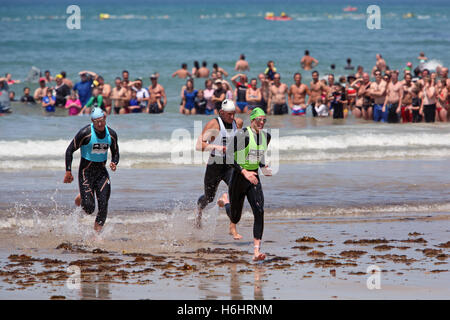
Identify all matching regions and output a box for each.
[250,107,266,120]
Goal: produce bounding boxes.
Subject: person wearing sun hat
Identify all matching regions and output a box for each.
[224,107,273,261]
[63,107,120,234]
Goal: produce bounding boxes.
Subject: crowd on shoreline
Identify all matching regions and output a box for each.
[1,51,449,123]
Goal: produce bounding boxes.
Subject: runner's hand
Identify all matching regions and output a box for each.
[242,169,258,185]
[63,171,73,183]
[110,162,117,172]
[261,166,272,176]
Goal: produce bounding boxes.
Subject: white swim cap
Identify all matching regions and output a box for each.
[221,99,236,112]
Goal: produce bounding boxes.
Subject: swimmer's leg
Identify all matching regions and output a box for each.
[93,170,111,233]
[196,164,221,228]
[78,169,95,215]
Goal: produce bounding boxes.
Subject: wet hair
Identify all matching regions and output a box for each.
[240,54,245,60]
[182,63,187,69]
[194,61,200,69]
[60,71,66,78]
[347,58,352,64]
[330,64,335,70]
[202,61,207,67]
[305,50,310,55]
[213,63,218,69]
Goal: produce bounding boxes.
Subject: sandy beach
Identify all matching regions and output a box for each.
[0,208,448,300]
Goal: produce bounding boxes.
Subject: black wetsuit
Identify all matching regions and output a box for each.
[197,118,236,215]
[65,124,119,226]
[225,128,271,240]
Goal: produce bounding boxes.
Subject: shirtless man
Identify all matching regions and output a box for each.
[372,54,387,76]
[33,77,48,102]
[111,78,130,114]
[353,73,373,120]
[300,50,319,71]
[369,70,388,122]
[60,71,73,89]
[148,73,167,113]
[288,73,309,115]
[355,66,364,79]
[307,71,326,117]
[172,63,191,79]
[383,71,403,123]
[97,76,112,115]
[197,61,210,78]
[235,54,250,72]
[400,73,415,123]
[258,73,270,113]
[268,73,289,115]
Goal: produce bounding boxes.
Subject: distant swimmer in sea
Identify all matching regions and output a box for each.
[300,50,319,71]
[224,107,272,261]
[417,51,428,64]
[195,99,243,228]
[235,54,250,72]
[64,108,120,234]
[171,63,191,79]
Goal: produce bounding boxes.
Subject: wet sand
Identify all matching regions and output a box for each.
[0,211,448,300]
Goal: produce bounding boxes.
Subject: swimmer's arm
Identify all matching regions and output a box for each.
[195,120,221,152]
[79,71,97,79]
[108,127,120,166]
[258,132,271,168]
[235,117,244,129]
[160,86,167,106]
[312,58,319,67]
[65,126,91,172]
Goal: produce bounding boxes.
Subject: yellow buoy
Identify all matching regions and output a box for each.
[99,13,110,20]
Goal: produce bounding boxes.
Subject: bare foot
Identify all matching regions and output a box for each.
[217,193,229,208]
[229,223,243,240]
[252,253,266,262]
[74,194,81,207]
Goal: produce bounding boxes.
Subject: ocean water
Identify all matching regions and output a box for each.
[1,0,450,242]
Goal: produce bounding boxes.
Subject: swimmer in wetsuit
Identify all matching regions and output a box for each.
[224,107,272,261]
[195,99,244,228]
[63,108,119,233]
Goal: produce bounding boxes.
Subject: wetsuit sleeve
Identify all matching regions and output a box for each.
[65,125,91,171]
[258,132,271,168]
[108,127,120,165]
[225,128,250,172]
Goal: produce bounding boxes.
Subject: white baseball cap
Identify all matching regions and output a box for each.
[221,99,236,112]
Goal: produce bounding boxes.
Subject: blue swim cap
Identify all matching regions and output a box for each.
[91,108,105,120]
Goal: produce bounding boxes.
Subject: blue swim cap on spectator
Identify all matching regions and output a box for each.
[91,108,105,120]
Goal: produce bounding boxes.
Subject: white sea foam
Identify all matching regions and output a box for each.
[2,131,450,169]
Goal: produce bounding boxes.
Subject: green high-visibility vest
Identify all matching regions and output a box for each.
[234,127,267,170]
